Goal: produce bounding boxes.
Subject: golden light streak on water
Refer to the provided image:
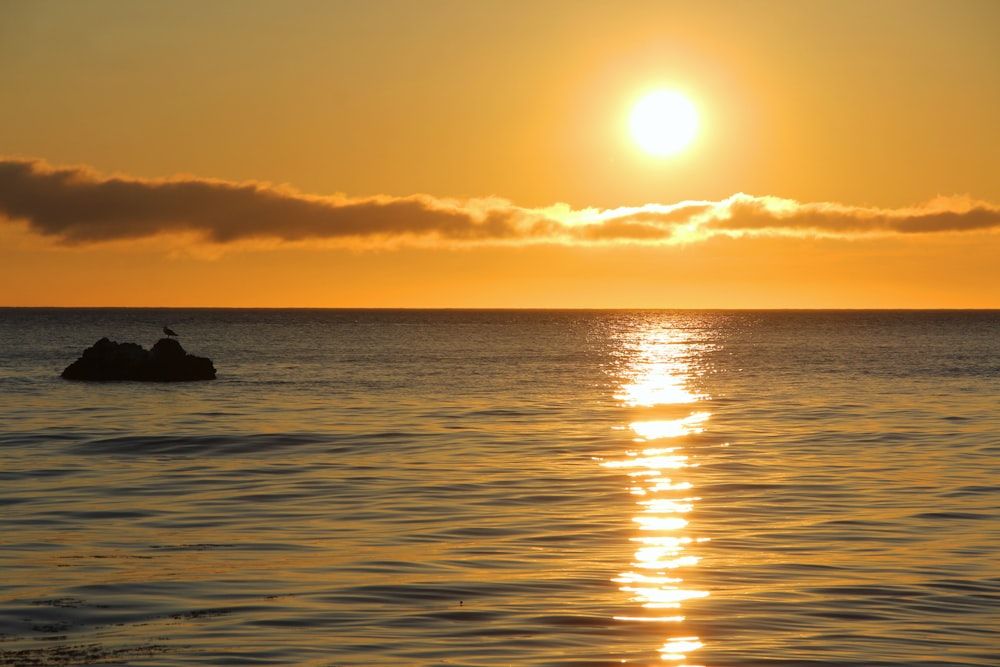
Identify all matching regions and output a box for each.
[603,321,714,665]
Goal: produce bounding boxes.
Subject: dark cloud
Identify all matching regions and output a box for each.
[2,158,998,249]
[712,194,1000,236]
[0,158,528,245]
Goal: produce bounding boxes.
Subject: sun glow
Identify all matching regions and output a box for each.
[629,90,698,157]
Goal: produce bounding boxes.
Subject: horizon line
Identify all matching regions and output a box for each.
[3,305,998,312]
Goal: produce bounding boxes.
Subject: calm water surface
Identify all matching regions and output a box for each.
[1,309,998,666]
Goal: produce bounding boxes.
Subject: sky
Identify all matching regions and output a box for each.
[1,0,998,308]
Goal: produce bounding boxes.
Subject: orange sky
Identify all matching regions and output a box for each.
[1,0,998,307]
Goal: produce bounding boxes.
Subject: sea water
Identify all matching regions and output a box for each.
[1,309,997,666]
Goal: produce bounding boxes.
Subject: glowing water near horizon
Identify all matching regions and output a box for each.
[1,309,998,666]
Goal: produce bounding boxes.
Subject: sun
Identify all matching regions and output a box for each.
[629,90,699,157]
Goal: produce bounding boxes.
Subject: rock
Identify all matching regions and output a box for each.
[62,337,216,381]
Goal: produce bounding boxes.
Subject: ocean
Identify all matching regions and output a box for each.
[1,308,997,666]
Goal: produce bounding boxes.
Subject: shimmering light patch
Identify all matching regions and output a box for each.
[633,546,681,568]
[602,452,688,471]
[635,587,709,607]
[650,479,692,492]
[660,636,705,663]
[616,373,700,407]
[636,554,701,570]
[641,453,688,470]
[640,498,696,514]
[634,516,689,532]
[614,615,686,623]
[614,572,683,585]
[631,535,692,546]
[631,411,711,440]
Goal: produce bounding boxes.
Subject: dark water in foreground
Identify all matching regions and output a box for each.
[1,309,998,666]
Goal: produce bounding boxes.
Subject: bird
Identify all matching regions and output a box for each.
[163,325,178,338]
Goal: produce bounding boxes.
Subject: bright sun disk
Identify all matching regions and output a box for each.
[630,90,698,157]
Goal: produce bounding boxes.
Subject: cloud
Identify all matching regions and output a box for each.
[0,158,529,246]
[709,194,1000,236]
[2,157,998,250]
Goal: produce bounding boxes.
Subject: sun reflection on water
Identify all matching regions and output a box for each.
[600,322,712,666]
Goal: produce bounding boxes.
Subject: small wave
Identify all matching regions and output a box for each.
[913,511,994,521]
[939,484,1000,497]
[808,584,923,598]
[926,578,1000,594]
[327,582,488,605]
[0,467,77,481]
[75,432,331,456]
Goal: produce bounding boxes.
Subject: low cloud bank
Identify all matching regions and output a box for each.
[2,157,998,249]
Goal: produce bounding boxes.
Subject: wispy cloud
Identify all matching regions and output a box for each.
[2,157,998,250]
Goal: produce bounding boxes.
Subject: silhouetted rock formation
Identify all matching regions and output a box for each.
[62,337,216,381]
